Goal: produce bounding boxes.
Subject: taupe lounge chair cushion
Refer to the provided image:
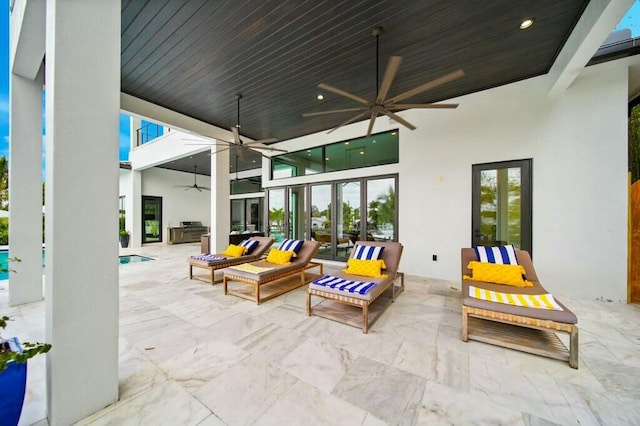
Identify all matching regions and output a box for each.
[308,241,403,301]
[225,240,321,283]
[461,248,577,324]
[189,236,274,267]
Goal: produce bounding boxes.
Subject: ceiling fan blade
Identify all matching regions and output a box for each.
[318,83,370,106]
[231,126,241,144]
[251,138,278,145]
[367,110,378,137]
[386,69,465,105]
[327,110,370,134]
[388,103,459,109]
[382,109,416,131]
[240,137,278,146]
[376,56,402,104]
[248,145,288,153]
[303,107,369,117]
[211,146,232,156]
[246,147,271,160]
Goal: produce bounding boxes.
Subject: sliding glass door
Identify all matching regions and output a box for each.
[288,186,307,241]
[267,175,397,260]
[336,180,361,260]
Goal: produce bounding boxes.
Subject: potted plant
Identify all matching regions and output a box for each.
[0,258,51,425]
[119,229,130,248]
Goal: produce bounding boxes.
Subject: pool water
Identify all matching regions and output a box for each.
[0,250,45,280]
[119,255,153,264]
[0,251,152,279]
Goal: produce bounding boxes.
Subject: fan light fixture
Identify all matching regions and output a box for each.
[303,26,464,136]
[519,19,534,29]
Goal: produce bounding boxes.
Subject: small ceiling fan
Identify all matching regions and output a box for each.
[303,26,465,136]
[184,94,287,160]
[173,165,210,191]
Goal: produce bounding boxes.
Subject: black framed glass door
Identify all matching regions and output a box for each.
[142,196,162,243]
[472,159,532,253]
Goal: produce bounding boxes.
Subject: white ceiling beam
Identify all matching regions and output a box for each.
[548,0,634,95]
[120,92,234,142]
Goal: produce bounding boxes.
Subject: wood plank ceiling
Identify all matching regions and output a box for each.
[121,0,589,174]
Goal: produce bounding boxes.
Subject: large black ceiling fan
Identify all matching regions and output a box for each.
[185,94,287,159]
[173,165,210,191]
[303,27,465,136]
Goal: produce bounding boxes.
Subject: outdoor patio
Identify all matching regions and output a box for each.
[1,243,639,425]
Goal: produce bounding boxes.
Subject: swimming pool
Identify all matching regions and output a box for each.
[119,255,153,264]
[0,250,45,280]
[0,251,153,279]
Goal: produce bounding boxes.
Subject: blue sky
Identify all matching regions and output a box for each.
[0,4,130,164]
[1,3,639,164]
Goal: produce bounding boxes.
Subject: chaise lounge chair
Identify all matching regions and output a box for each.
[461,247,579,368]
[307,241,404,333]
[188,236,274,284]
[223,239,323,304]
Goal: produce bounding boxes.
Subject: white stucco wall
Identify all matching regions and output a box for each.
[120,167,211,243]
[263,60,629,301]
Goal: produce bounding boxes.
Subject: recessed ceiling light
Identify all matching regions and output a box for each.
[252,160,256,163]
[344,142,349,145]
[317,94,324,100]
[325,157,329,161]
[391,132,397,136]
[359,151,364,155]
[519,19,534,30]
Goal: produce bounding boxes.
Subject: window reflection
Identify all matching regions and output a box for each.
[272,130,398,179]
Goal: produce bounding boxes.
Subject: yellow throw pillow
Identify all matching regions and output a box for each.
[221,244,246,257]
[343,258,387,278]
[464,261,533,287]
[266,248,294,265]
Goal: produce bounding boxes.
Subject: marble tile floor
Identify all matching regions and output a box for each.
[1,242,639,425]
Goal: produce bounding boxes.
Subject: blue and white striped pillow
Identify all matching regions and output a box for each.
[278,239,304,256]
[352,244,384,260]
[474,245,518,265]
[239,239,259,255]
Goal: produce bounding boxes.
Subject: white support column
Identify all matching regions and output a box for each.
[130,170,142,247]
[45,1,120,424]
[211,146,230,252]
[8,72,43,306]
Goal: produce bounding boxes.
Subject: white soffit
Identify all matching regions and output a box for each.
[548,0,635,95]
[10,0,45,79]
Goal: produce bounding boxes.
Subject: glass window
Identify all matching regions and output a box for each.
[366,178,396,242]
[271,130,398,179]
[230,176,262,194]
[231,199,245,232]
[272,147,323,178]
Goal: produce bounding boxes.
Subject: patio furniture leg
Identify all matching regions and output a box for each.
[461,306,469,342]
[210,267,214,285]
[569,325,579,369]
[255,283,260,305]
[362,304,369,334]
[306,291,311,316]
[189,265,193,279]
[223,276,228,295]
